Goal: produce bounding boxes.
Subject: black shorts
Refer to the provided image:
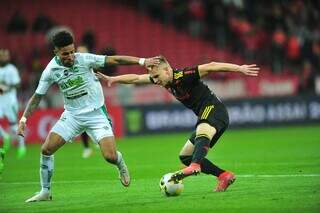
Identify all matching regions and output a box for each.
[189,101,229,148]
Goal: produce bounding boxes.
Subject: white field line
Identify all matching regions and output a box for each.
[0,174,319,185]
[237,174,320,177]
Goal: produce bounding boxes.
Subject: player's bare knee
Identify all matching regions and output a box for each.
[196,123,216,140]
[41,146,53,156]
[179,140,194,156]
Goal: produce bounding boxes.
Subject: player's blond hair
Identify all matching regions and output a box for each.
[148,55,170,73]
[156,55,169,65]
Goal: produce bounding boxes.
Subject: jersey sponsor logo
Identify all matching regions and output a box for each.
[65,91,88,99]
[201,105,214,120]
[60,76,85,90]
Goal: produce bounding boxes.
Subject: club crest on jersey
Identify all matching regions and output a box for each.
[64,69,70,77]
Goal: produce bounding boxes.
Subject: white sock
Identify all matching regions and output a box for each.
[17,135,25,148]
[10,124,25,147]
[40,154,54,192]
[116,151,123,166]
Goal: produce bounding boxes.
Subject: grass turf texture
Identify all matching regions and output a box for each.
[0,125,319,212]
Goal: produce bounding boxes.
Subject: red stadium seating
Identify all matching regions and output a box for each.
[1,0,246,73]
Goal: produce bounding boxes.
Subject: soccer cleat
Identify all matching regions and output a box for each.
[117,153,130,187]
[82,148,93,159]
[0,148,5,174]
[3,135,11,152]
[25,191,52,203]
[169,163,201,182]
[214,171,236,192]
[17,146,26,159]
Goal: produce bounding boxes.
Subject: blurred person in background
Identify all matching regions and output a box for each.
[32,13,55,33]
[6,11,28,34]
[96,55,259,192]
[17,29,159,202]
[81,30,96,53]
[0,48,26,159]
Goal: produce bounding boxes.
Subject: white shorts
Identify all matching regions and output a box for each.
[0,101,18,124]
[51,106,114,143]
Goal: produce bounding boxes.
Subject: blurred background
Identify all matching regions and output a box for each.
[0,0,320,141]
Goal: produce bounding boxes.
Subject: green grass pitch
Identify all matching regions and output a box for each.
[1,125,320,212]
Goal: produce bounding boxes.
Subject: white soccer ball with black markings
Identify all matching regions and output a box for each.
[159,173,184,196]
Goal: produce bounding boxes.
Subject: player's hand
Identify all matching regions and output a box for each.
[95,72,114,87]
[238,64,260,76]
[17,121,26,137]
[144,57,160,68]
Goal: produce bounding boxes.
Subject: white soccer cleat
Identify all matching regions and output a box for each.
[117,153,130,187]
[25,191,52,203]
[118,162,130,187]
[82,148,93,159]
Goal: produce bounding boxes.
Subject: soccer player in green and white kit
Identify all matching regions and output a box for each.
[0,49,26,159]
[17,30,159,202]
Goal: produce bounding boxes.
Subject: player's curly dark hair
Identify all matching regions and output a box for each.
[52,30,74,48]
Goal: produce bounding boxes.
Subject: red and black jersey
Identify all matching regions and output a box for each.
[150,66,223,115]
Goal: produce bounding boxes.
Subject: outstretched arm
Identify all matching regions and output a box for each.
[198,62,260,77]
[17,93,44,137]
[96,72,152,87]
[106,56,160,68]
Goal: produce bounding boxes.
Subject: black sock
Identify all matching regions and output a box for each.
[179,155,192,166]
[192,136,210,164]
[201,158,225,177]
[180,155,225,177]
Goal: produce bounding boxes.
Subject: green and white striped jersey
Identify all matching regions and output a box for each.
[36,53,106,115]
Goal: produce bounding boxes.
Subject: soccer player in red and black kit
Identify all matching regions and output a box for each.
[96,56,259,192]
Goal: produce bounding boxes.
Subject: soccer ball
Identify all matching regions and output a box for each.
[159,173,184,197]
